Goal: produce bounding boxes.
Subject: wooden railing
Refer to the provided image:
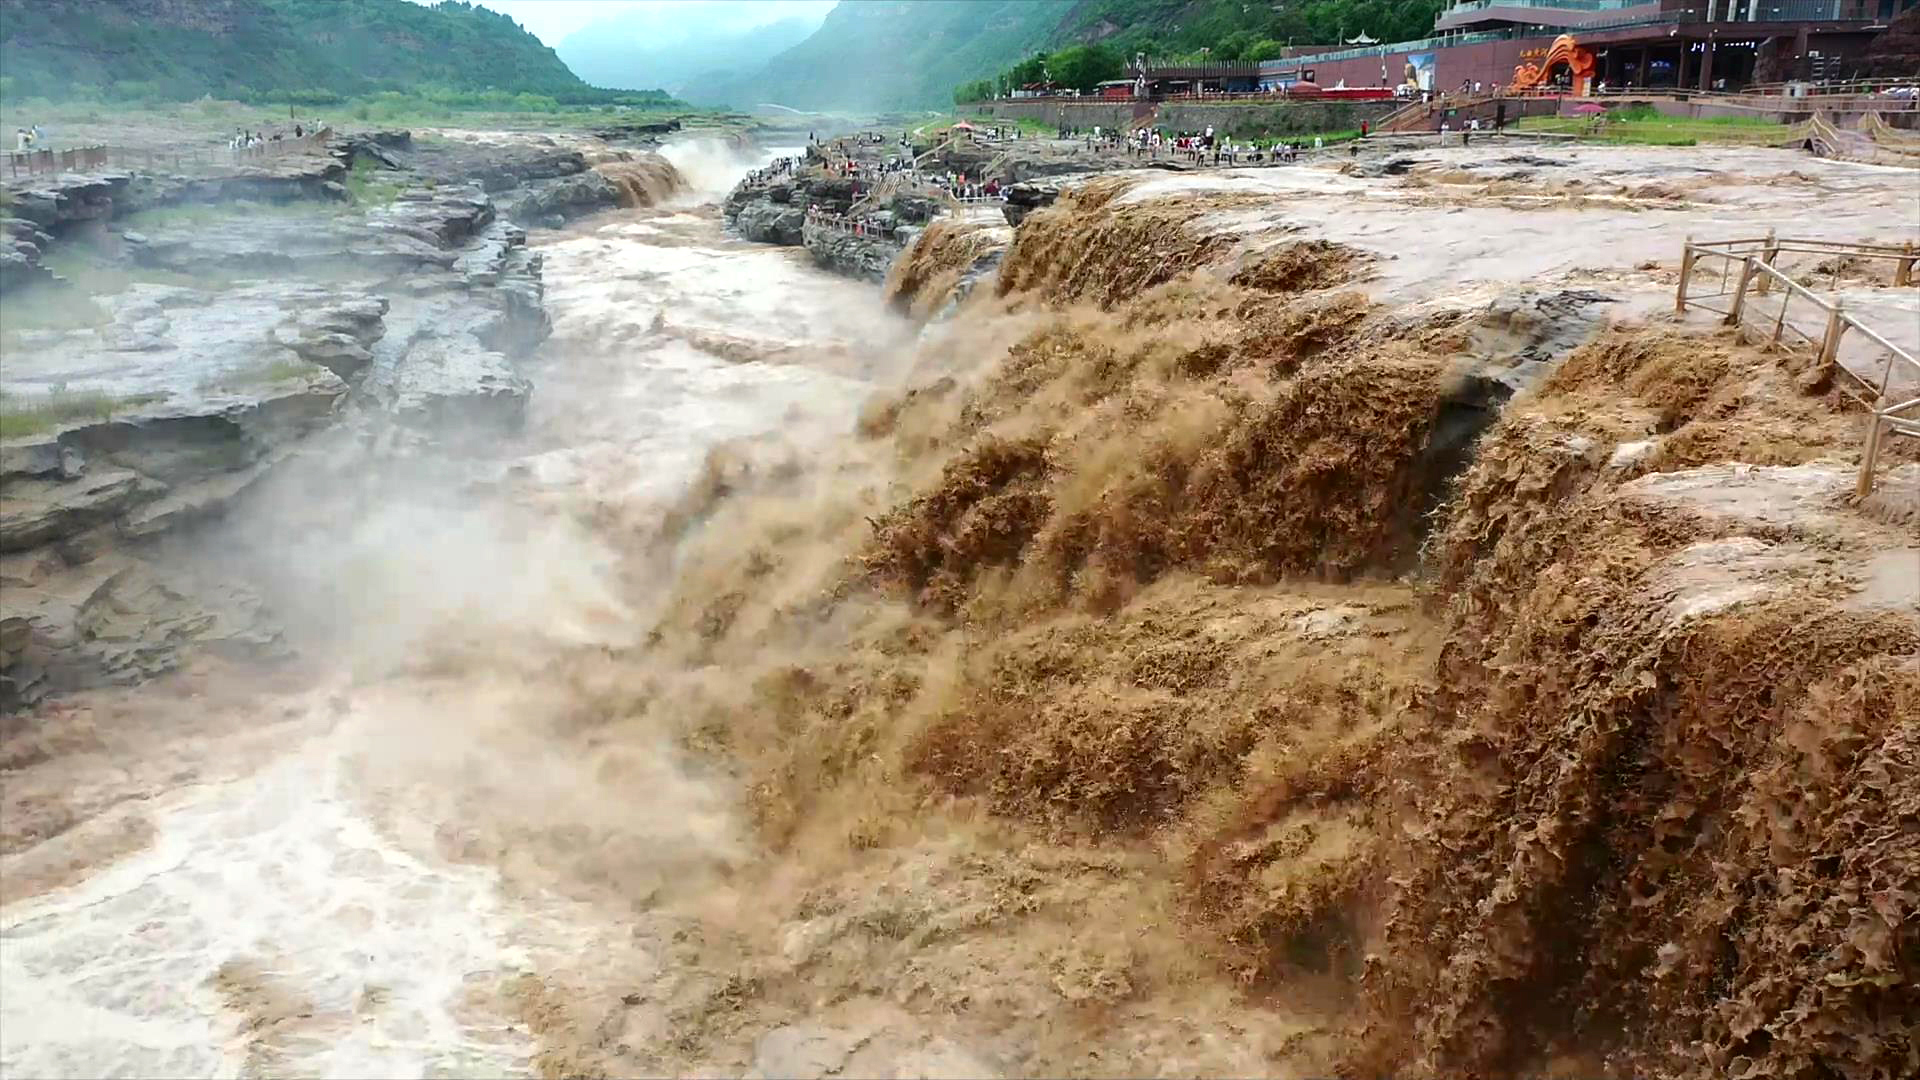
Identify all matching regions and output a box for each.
[1675,233,1920,496]
[4,144,112,177]
[3,128,331,180]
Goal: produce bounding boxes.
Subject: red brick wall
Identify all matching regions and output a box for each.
[1299,39,1536,95]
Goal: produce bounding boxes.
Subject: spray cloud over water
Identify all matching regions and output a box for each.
[658,136,792,201]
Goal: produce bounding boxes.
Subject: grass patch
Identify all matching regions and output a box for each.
[1607,103,1781,127]
[0,282,111,335]
[122,199,339,231]
[1004,115,1059,137]
[198,357,321,394]
[1513,106,1793,146]
[949,112,1057,137]
[31,247,248,296]
[343,157,409,206]
[0,386,164,439]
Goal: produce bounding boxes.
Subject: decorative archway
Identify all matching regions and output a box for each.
[1511,34,1597,94]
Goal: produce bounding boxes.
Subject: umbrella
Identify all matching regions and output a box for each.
[952,121,977,130]
[1573,103,1608,115]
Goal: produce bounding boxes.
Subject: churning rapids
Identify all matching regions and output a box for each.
[10,131,1916,1080]
[0,139,900,1078]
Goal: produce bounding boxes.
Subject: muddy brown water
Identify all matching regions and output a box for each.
[5,139,1917,1079]
[0,140,910,1078]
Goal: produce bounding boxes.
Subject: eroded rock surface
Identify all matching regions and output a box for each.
[734,199,806,245]
[507,170,621,228]
[804,229,899,283]
[2,171,549,708]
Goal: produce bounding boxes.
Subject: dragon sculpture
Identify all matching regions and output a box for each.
[1511,34,1597,94]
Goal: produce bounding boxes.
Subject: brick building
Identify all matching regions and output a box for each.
[1259,0,1916,94]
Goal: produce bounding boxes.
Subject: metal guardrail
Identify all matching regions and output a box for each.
[1676,233,1920,495]
[1583,85,1920,112]
[1442,0,1619,12]
[803,209,905,247]
[1808,112,1920,163]
[1742,76,1920,97]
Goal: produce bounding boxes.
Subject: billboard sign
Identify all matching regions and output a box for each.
[1404,52,1436,91]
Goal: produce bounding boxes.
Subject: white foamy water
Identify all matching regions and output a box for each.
[1,720,539,1079]
[2,140,902,1077]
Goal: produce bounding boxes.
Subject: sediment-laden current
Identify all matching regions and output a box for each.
[5,135,1916,1080]
[0,139,902,1078]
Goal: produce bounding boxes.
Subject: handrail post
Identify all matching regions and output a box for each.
[1855,412,1883,498]
[1816,299,1846,371]
[1726,256,1756,329]
[1897,241,1915,288]
[1755,227,1779,295]
[1675,236,1695,314]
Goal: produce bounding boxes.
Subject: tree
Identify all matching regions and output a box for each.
[1216,29,1260,61]
[1048,43,1124,91]
[953,78,995,104]
[1006,53,1049,90]
[1244,38,1288,62]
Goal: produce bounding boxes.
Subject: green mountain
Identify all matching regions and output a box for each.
[0,0,658,104]
[951,0,1449,99]
[701,0,1076,112]
[1051,0,1447,60]
[693,0,1448,112]
[557,4,827,98]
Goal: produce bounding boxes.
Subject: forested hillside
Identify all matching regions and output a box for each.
[616,0,1447,112]
[956,0,1449,100]
[558,6,825,98]
[700,0,1075,112]
[0,0,671,106]
[1058,0,1446,58]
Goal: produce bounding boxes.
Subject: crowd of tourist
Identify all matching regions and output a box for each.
[742,154,801,187]
[1092,123,1345,164]
[227,122,323,153]
[929,170,1002,200]
[743,113,1409,247]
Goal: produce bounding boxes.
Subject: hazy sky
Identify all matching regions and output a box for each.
[440,0,839,44]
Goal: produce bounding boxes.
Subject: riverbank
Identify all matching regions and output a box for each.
[0,122,705,709]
